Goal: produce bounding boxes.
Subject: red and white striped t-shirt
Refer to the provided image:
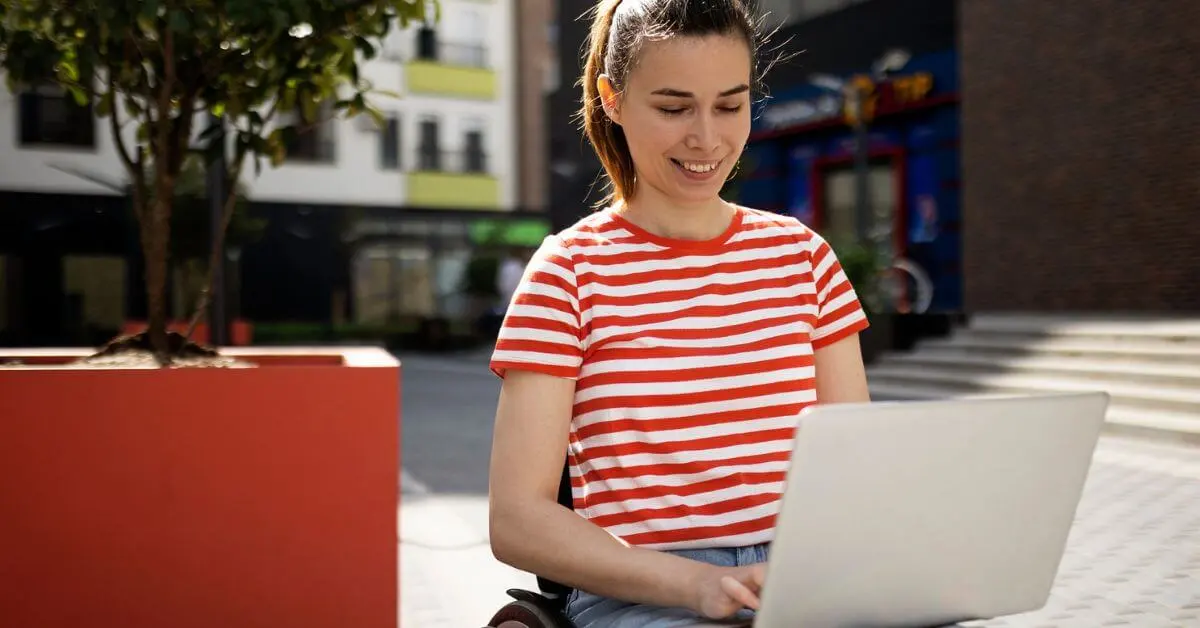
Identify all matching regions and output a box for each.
[490,204,870,551]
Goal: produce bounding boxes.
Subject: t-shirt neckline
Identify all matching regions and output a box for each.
[606,203,744,250]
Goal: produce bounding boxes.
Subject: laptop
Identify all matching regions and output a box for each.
[753,391,1109,628]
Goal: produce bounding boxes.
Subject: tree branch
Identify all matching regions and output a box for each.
[183,141,251,347]
[107,73,145,218]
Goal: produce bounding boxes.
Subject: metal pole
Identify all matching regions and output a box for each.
[850,88,871,245]
[207,113,228,346]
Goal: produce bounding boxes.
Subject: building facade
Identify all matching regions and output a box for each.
[737,0,962,315]
[960,0,1200,312]
[0,0,555,345]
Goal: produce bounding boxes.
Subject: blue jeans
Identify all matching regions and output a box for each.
[564,543,770,628]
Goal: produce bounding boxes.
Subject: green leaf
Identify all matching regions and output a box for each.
[354,36,377,60]
[65,84,88,106]
[365,106,386,131]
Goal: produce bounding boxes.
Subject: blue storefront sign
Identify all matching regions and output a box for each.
[737,49,963,313]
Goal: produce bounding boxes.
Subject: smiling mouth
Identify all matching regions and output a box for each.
[670,158,721,174]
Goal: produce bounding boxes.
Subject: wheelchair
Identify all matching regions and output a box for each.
[485,462,579,628]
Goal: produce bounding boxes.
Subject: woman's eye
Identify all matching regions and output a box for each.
[659,107,686,116]
[719,105,743,113]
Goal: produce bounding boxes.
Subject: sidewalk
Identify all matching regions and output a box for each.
[399,434,1200,628]
[399,485,536,627]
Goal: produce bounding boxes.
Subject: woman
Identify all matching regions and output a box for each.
[487,0,872,625]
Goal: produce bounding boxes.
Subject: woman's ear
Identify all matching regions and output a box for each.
[597,74,622,125]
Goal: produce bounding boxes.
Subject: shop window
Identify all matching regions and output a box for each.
[821,162,897,250]
[353,245,435,323]
[433,246,471,319]
[63,255,126,332]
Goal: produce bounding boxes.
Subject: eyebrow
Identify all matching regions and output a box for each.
[651,84,750,98]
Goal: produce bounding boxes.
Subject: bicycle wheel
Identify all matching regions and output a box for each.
[877,257,934,314]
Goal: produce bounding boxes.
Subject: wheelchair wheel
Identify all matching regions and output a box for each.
[488,599,574,628]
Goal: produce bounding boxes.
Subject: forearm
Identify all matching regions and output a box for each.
[490,497,708,610]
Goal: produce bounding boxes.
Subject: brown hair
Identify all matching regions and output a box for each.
[580,0,765,207]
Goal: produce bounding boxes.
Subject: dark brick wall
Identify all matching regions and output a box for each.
[961,0,1200,312]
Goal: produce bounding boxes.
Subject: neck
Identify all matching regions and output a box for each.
[617,189,734,241]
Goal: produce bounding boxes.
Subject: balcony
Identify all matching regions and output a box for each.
[406,40,496,100]
[407,150,499,210]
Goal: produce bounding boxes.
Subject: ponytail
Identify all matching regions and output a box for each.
[580,0,637,207]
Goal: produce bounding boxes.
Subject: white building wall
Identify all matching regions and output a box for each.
[0,88,131,196]
[0,0,517,209]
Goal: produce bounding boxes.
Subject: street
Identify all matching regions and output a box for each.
[397,353,1200,628]
[398,352,538,628]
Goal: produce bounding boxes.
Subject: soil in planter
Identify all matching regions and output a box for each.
[73,331,255,368]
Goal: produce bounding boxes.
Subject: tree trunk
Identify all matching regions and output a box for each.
[142,193,172,365]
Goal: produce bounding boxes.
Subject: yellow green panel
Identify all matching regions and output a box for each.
[405,61,496,100]
[408,171,500,209]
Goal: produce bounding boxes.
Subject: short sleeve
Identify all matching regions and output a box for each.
[809,232,871,349]
[489,235,584,380]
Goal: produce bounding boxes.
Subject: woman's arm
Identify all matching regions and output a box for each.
[488,369,716,611]
[813,332,871,404]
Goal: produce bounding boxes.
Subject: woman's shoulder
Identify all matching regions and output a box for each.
[536,207,630,255]
[734,205,826,247]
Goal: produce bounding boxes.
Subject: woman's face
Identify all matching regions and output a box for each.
[601,33,753,207]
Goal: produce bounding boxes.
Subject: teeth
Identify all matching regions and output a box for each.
[680,161,717,173]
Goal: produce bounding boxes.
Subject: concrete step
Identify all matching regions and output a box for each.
[866,382,1200,445]
[966,314,1200,340]
[874,352,1200,388]
[866,366,1200,414]
[916,335,1200,364]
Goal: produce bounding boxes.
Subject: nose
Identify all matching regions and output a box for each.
[685,110,720,152]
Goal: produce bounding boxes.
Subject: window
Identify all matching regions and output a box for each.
[463,127,486,173]
[18,84,95,148]
[353,245,435,322]
[63,255,126,331]
[417,117,440,170]
[821,161,897,251]
[416,25,438,60]
[380,116,401,170]
[286,102,336,163]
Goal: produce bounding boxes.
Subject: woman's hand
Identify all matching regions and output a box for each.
[688,562,767,619]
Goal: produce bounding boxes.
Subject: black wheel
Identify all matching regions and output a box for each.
[488,599,574,628]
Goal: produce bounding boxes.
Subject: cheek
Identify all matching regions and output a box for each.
[724,115,752,144]
[623,114,684,158]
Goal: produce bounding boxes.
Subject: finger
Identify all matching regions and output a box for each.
[720,575,762,610]
[750,563,767,589]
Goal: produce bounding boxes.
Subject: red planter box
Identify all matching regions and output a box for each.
[0,347,400,628]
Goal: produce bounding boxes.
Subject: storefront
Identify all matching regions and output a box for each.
[737,49,963,314]
[0,190,550,346]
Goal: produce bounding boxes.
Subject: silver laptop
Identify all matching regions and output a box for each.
[754,391,1109,628]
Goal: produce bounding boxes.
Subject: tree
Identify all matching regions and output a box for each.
[0,0,435,364]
